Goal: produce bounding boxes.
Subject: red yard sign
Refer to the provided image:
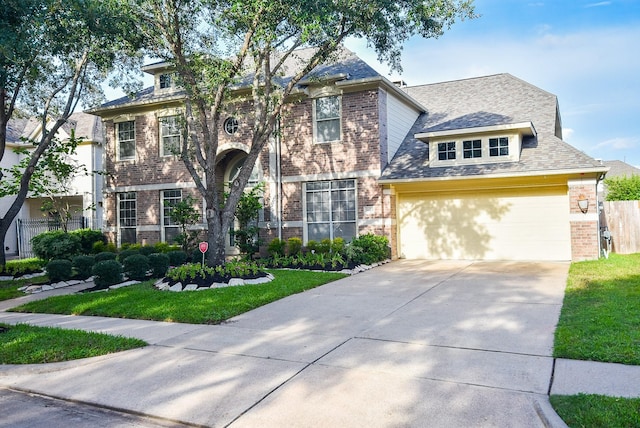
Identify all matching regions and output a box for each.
[199,241,208,253]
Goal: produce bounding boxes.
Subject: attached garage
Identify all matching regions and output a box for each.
[396,184,571,261]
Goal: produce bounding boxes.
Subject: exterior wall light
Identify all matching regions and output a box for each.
[577,194,589,213]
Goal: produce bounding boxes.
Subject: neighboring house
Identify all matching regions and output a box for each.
[0,112,104,257]
[88,48,607,261]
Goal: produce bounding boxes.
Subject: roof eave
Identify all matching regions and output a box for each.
[415,121,537,141]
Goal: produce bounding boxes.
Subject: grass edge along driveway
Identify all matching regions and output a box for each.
[551,253,640,428]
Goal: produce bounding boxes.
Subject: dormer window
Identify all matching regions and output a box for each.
[489,137,509,157]
[437,142,456,160]
[159,73,172,89]
[463,139,482,159]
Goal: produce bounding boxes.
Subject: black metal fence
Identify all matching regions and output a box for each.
[17,216,89,259]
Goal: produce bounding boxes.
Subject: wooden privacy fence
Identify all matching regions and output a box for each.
[601,200,640,254]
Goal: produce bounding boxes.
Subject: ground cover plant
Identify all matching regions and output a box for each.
[9,270,346,324]
[554,253,640,365]
[550,394,640,428]
[0,323,146,364]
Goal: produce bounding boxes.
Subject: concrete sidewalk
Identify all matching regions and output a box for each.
[1,260,638,427]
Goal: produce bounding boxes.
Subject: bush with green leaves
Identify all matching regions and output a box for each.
[167,250,188,266]
[148,253,170,278]
[605,175,640,201]
[0,258,46,276]
[331,237,345,255]
[92,241,117,254]
[122,254,150,281]
[166,260,263,282]
[348,234,390,265]
[69,229,107,254]
[46,259,73,282]
[318,238,332,254]
[139,245,158,256]
[117,249,139,263]
[31,230,82,261]
[154,242,180,253]
[92,260,123,287]
[72,255,95,280]
[306,240,318,253]
[94,252,117,263]
[287,237,302,256]
[267,238,287,257]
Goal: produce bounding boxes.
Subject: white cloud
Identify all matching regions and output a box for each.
[563,128,575,141]
[585,1,612,8]
[593,137,639,151]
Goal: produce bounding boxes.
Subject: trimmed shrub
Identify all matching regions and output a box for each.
[267,238,287,257]
[306,240,318,253]
[46,259,73,282]
[287,237,302,256]
[123,254,150,281]
[348,234,390,265]
[72,255,95,280]
[69,229,107,254]
[167,250,188,266]
[318,238,332,254]
[92,260,123,287]
[1,258,46,276]
[331,237,345,255]
[139,245,158,256]
[117,249,139,263]
[94,252,117,262]
[31,230,81,261]
[154,242,180,253]
[148,253,170,278]
[92,241,117,254]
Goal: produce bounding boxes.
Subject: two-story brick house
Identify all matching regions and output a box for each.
[88,48,607,261]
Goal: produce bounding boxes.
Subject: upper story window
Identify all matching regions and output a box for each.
[463,139,482,159]
[159,73,173,89]
[160,115,182,156]
[314,96,341,143]
[224,117,239,135]
[489,137,509,157]
[116,121,135,161]
[437,142,456,160]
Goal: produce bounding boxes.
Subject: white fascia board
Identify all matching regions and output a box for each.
[415,121,537,141]
[336,76,426,112]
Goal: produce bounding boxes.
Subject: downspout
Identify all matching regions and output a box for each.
[276,116,283,241]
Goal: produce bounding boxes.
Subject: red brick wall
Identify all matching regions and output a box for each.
[569,182,600,260]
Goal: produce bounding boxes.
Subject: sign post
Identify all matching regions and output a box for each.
[198,241,208,267]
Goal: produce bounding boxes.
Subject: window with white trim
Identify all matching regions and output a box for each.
[305,179,356,242]
[437,142,456,160]
[161,189,181,243]
[314,96,341,143]
[118,192,136,245]
[489,137,509,157]
[160,115,181,156]
[463,139,482,159]
[159,73,172,89]
[117,121,135,160]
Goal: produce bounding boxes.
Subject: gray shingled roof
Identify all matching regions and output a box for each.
[602,160,640,178]
[381,74,605,181]
[93,47,381,112]
[5,112,102,144]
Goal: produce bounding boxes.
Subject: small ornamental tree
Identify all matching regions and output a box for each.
[168,195,202,253]
[233,184,263,259]
[605,175,640,201]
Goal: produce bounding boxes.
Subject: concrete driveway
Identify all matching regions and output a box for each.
[0,260,569,427]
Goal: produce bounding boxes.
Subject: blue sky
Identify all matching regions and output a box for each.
[345,0,640,168]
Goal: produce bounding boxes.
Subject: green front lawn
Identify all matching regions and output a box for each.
[554,253,640,365]
[0,323,146,364]
[9,269,347,324]
[0,275,49,302]
[552,253,640,428]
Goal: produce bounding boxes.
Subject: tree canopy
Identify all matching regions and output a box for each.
[137,0,475,265]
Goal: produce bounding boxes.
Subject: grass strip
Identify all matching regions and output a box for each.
[0,323,146,364]
[0,275,50,302]
[550,394,640,428]
[554,253,640,365]
[9,270,347,324]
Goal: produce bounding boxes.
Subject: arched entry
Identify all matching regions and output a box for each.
[219,150,261,254]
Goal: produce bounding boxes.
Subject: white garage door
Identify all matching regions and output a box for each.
[398,187,571,261]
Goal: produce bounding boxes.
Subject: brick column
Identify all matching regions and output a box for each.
[568,179,600,260]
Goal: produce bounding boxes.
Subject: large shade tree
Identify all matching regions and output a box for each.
[0,0,144,266]
[138,0,475,266]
